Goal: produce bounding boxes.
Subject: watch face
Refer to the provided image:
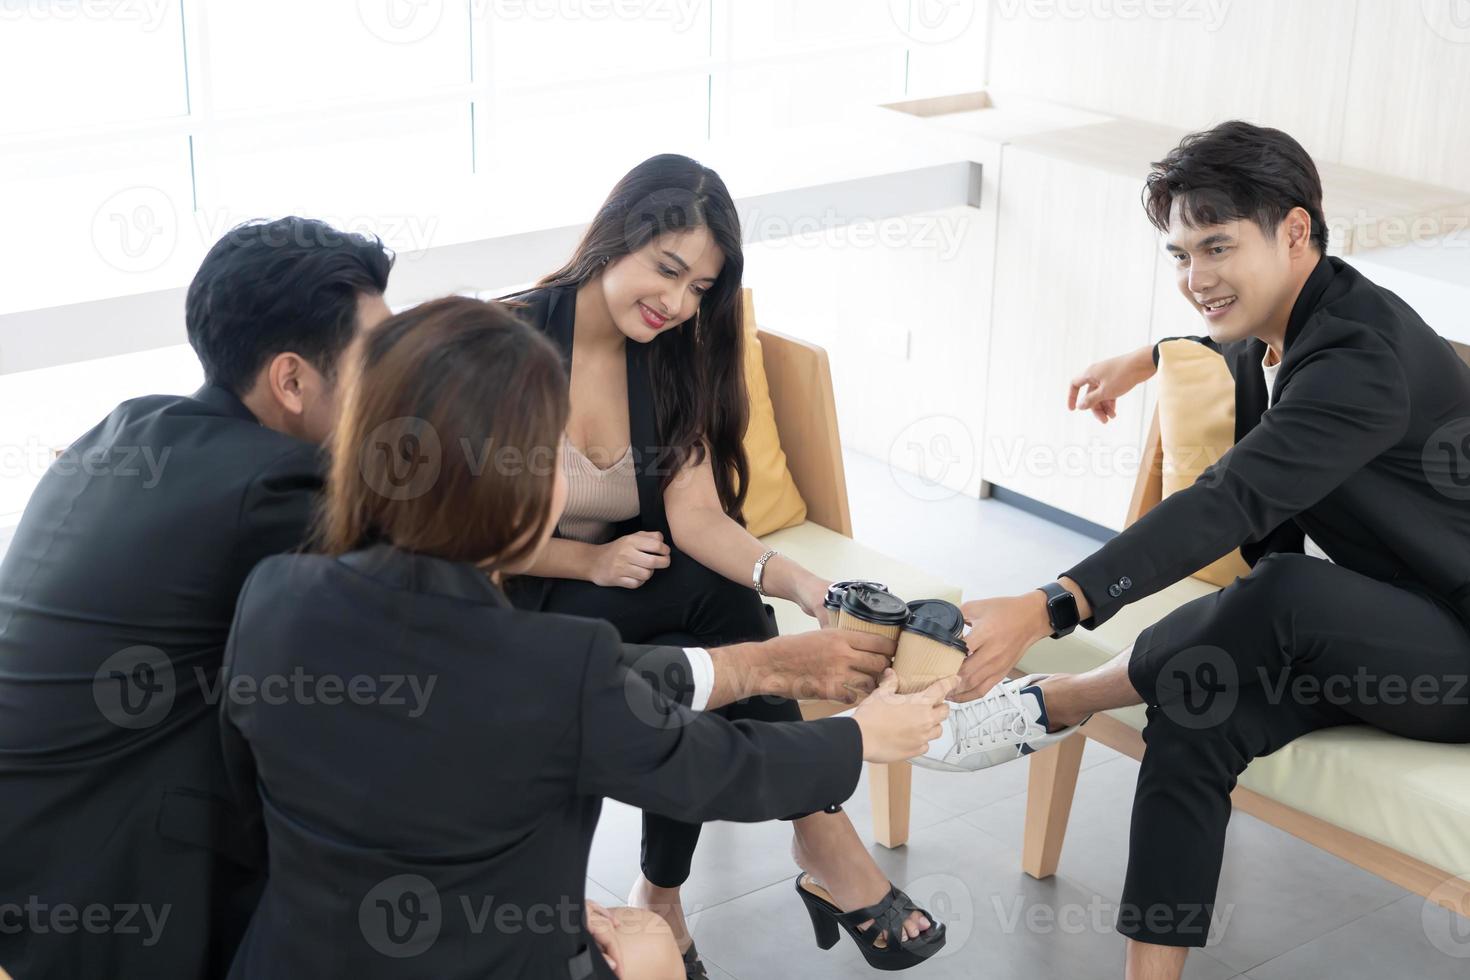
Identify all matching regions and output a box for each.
[1046,587,1079,630]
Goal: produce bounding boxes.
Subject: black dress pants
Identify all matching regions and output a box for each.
[511,545,802,888]
[1121,553,1470,947]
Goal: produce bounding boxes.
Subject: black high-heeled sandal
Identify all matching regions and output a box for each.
[794,873,946,971]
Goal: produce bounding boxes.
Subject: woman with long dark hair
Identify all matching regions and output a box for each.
[218,297,952,980]
[505,154,947,974]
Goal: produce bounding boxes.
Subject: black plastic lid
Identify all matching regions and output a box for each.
[902,599,968,649]
[824,579,888,611]
[839,584,909,624]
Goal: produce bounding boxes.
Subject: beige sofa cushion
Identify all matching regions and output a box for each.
[1018,578,1470,876]
[758,520,961,636]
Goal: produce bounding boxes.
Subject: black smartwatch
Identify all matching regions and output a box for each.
[1037,581,1080,639]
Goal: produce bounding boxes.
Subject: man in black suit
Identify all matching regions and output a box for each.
[919,122,1470,979]
[0,217,395,980]
[0,216,891,980]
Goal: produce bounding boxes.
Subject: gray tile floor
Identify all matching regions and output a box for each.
[584,450,1467,980]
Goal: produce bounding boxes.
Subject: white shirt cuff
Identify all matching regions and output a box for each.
[684,647,714,712]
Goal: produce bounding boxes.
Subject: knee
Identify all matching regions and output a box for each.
[607,907,682,980]
[1133,555,1324,696]
[1218,553,1323,618]
[681,555,773,641]
[1139,709,1247,782]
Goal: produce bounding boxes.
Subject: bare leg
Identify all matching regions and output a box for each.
[1035,645,1144,729]
[792,809,931,940]
[1125,939,1189,980]
[626,877,692,955]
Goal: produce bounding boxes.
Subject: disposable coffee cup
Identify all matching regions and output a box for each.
[823,579,889,626]
[836,584,908,648]
[893,599,968,695]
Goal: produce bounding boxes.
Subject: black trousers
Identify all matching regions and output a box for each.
[1121,553,1470,947]
[510,545,801,888]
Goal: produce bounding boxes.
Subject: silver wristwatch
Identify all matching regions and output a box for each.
[752,550,779,596]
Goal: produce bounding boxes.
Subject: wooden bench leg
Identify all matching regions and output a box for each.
[869,760,912,849]
[1022,734,1086,878]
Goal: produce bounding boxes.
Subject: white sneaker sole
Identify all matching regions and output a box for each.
[913,722,1086,773]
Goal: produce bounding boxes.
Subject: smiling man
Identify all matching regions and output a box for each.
[914,121,1470,979]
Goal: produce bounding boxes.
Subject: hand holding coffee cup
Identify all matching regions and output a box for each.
[893,599,968,695]
[852,669,959,763]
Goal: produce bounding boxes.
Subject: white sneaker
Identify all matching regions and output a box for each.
[912,674,1086,773]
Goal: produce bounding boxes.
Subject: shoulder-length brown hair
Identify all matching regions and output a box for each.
[536,153,750,523]
[319,296,569,572]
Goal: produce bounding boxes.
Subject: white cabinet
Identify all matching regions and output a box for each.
[980,143,1161,530]
[743,131,1002,504]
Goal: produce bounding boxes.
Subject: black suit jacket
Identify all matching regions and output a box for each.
[1065,256,1470,627]
[219,544,861,980]
[0,384,695,980]
[0,385,320,980]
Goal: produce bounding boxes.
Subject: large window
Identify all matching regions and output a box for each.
[0,0,986,527]
[0,0,970,316]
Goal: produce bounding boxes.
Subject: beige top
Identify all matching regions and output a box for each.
[557,441,640,544]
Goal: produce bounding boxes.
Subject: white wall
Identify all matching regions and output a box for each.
[984,0,1470,193]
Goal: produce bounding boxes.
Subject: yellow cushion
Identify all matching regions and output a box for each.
[740,289,808,537]
[1155,339,1252,588]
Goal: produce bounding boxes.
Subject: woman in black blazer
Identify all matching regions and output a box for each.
[218,297,951,980]
[503,154,947,974]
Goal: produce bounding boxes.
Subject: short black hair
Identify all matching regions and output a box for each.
[185,216,395,395]
[1143,121,1329,254]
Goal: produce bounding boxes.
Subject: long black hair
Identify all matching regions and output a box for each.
[538,153,750,522]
